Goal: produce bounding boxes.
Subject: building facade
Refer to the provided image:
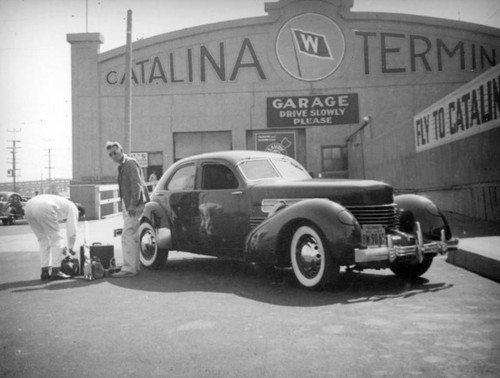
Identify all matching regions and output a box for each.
[67,0,500,221]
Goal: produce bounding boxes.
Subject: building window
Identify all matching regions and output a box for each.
[321,145,348,173]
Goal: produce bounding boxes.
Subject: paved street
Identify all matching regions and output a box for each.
[1,218,499,377]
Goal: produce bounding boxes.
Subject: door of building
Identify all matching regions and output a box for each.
[173,131,232,161]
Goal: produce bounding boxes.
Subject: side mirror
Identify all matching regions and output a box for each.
[77,204,86,220]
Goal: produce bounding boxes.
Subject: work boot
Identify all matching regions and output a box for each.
[50,267,71,280]
[41,267,50,281]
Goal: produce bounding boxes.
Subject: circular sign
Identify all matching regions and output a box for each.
[276,13,345,81]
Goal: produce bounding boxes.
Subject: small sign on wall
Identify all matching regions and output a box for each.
[130,152,148,168]
[255,132,297,159]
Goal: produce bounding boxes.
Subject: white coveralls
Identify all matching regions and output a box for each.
[25,195,78,268]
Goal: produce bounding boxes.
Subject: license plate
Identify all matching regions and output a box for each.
[361,225,386,247]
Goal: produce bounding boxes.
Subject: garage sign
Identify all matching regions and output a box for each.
[267,94,359,127]
[414,65,500,152]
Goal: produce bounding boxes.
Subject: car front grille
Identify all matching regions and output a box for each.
[251,203,399,230]
[345,204,399,229]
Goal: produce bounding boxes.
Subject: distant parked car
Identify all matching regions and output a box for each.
[0,192,85,225]
[0,192,26,225]
[139,151,457,289]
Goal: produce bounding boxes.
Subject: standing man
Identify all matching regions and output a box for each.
[106,141,148,278]
[25,194,80,280]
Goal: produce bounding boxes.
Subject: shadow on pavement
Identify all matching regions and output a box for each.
[1,256,453,307]
[0,277,105,292]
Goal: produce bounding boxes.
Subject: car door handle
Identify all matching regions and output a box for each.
[232,191,243,195]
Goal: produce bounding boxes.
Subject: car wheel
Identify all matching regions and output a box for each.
[1,219,9,225]
[290,225,338,289]
[389,257,433,279]
[5,207,16,225]
[139,221,169,269]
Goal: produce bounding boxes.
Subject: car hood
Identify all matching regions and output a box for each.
[248,179,394,207]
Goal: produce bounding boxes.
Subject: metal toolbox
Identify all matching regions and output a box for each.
[80,243,115,272]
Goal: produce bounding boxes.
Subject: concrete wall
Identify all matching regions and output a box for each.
[419,183,500,222]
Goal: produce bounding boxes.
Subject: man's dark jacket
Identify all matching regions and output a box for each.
[118,155,147,212]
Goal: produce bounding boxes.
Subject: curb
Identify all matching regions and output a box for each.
[446,238,500,283]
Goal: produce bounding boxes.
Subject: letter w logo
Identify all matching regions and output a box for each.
[291,28,333,59]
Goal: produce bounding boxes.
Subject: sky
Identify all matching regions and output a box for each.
[1,0,499,184]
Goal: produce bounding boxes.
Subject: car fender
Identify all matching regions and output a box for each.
[395,194,451,240]
[140,201,172,250]
[244,198,362,266]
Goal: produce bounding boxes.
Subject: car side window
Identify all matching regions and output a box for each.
[201,164,238,190]
[166,164,196,191]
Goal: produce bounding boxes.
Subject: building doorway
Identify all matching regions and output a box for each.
[173,131,233,161]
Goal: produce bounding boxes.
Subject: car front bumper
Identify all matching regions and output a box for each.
[354,222,459,264]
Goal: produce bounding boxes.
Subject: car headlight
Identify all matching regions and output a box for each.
[336,210,355,226]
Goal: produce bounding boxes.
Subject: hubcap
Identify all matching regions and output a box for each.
[140,229,157,261]
[295,235,322,279]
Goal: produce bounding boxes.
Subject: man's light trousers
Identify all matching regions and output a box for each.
[121,203,145,274]
[25,206,64,268]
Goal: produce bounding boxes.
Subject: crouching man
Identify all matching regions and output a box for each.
[25,194,81,281]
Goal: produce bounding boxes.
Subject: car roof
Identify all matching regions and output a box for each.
[179,150,293,165]
[0,191,19,197]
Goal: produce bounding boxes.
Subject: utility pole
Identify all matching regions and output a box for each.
[86,0,89,33]
[124,9,133,154]
[46,148,54,180]
[44,138,55,182]
[7,128,21,192]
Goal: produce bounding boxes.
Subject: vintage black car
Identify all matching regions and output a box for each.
[0,192,26,225]
[139,151,457,289]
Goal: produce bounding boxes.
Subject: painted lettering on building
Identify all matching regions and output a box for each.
[355,31,497,74]
[105,38,266,85]
[267,94,359,127]
[103,24,499,87]
[414,65,500,152]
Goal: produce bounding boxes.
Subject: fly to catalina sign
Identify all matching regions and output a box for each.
[267,94,359,127]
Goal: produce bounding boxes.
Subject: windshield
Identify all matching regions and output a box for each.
[239,159,279,180]
[272,158,310,179]
[238,157,310,181]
